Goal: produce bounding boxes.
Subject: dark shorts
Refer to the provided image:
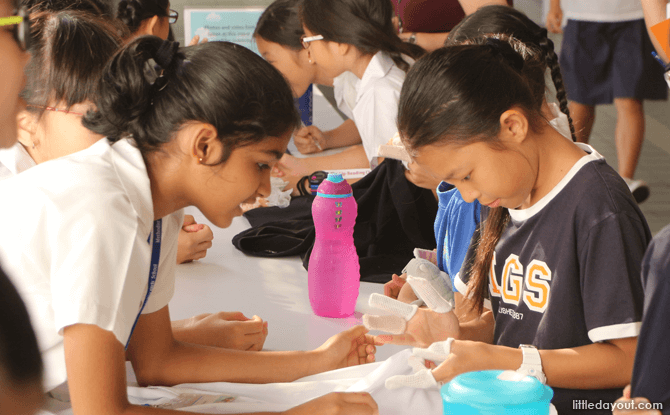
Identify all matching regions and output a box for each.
[559,19,668,105]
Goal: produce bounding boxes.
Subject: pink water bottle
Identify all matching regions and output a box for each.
[308,173,361,318]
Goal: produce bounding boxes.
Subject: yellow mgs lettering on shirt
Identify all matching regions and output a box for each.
[489,252,552,313]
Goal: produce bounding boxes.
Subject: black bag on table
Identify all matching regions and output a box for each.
[232,159,438,283]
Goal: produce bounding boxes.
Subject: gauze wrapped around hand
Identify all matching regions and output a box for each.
[362,258,454,335]
[403,258,454,313]
[385,339,454,389]
[362,293,419,335]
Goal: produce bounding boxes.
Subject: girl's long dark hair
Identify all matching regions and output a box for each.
[22,10,127,116]
[446,5,576,142]
[83,38,300,163]
[300,0,424,72]
[254,0,303,51]
[116,0,168,34]
[398,38,546,313]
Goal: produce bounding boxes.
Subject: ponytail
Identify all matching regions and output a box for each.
[539,33,577,142]
[398,39,546,313]
[467,207,510,314]
[83,37,300,161]
[446,5,577,142]
[300,0,424,72]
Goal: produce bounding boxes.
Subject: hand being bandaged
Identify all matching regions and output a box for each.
[385,338,454,389]
[362,258,455,335]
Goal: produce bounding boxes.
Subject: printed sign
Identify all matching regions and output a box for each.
[184,8,265,55]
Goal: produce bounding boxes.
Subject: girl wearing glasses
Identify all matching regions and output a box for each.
[257,0,424,195]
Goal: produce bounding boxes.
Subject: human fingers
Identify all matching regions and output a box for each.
[183,223,204,232]
[340,392,379,414]
[362,294,418,334]
[200,37,208,43]
[196,224,214,242]
[215,311,250,322]
[384,274,404,298]
[372,333,418,346]
[182,214,196,227]
[623,384,631,400]
[188,35,200,46]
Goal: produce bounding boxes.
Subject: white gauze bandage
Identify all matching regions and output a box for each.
[362,293,419,335]
[385,339,454,390]
[403,259,455,313]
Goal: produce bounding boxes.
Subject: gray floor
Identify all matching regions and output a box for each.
[588,101,670,236]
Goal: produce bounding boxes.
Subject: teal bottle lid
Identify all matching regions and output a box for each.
[327,173,344,183]
[441,370,553,410]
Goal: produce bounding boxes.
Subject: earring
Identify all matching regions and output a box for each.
[32,142,36,149]
[198,157,203,164]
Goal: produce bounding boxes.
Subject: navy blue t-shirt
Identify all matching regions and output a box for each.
[458,145,650,414]
[631,224,670,414]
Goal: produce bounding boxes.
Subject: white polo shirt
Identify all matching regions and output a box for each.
[0,138,181,391]
[337,51,407,168]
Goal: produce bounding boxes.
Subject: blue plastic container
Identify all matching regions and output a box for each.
[441,370,553,415]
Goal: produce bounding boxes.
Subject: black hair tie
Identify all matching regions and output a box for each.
[155,39,180,69]
[485,37,524,72]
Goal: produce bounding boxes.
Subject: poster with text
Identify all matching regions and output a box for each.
[184,8,265,55]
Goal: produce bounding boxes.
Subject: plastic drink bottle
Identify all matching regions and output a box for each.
[441,370,554,414]
[308,173,360,318]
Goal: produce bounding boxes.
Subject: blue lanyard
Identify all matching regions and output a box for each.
[125,219,162,349]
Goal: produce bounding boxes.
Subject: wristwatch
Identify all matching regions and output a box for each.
[517,344,546,384]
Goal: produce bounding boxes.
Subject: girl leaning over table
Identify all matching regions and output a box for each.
[260,0,426,195]
[365,36,650,415]
[0,35,379,415]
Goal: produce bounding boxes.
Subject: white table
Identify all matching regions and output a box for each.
[170,209,408,361]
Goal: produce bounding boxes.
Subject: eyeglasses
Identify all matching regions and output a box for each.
[168,9,178,24]
[301,34,323,49]
[0,7,32,51]
[26,105,84,116]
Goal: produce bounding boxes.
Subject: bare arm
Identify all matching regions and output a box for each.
[432,336,638,390]
[324,119,362,149]
[128,306,374,386]
[641,0,669,62]
[64,321,377,415]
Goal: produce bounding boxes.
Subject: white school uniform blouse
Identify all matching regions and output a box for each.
[0,142,36,181]
[0,137,181,391]
[334,51,407,168]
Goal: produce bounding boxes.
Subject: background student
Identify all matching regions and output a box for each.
[0,36,379,414]
[0,4,42,414]
[368,37,650,414]
[253,0,368,194]
[546,0,667,204]
[269,0,424,194]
